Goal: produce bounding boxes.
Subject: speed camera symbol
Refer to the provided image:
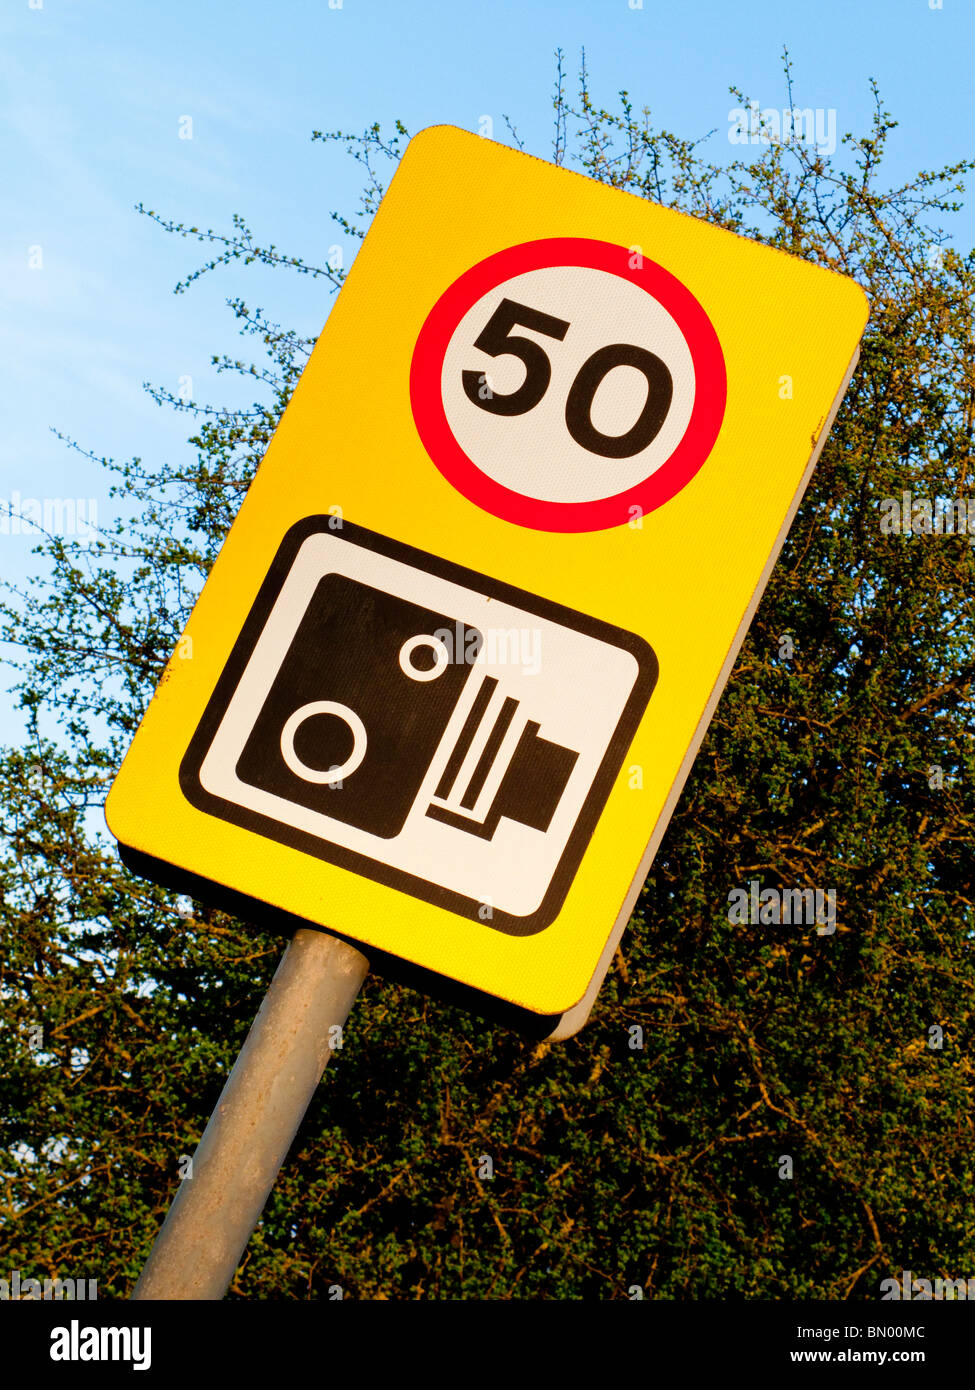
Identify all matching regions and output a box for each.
[181,519,658,935]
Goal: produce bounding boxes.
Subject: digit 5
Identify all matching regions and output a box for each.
[462,298,570,416]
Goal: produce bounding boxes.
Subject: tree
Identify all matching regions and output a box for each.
[2,51,974,1299]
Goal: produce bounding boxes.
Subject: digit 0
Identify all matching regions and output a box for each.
[565,343,673,459]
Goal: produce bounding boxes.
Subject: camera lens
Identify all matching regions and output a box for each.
[279,701,367,785]
[399,634,450,682]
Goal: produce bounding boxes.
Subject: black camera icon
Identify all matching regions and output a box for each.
[234,574,579,842]
[181,518,658,936]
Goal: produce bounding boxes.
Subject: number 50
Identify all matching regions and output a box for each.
[461,297,674,460]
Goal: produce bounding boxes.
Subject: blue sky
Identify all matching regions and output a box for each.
[2,0,973,746]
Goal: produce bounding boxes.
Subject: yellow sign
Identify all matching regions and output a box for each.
[106,125,868,1021]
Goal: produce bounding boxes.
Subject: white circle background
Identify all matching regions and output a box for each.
[440,265,696,505]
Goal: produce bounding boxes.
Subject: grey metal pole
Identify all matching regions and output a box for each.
[132,928,369,1301]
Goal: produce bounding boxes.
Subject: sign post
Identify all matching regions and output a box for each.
[132,930,368,1301]
[109,125,869,1293]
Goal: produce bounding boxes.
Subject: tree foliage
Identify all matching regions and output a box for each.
[2,52,974,1299]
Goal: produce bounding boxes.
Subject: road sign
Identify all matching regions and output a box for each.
[409,235,727,531]
[106,124,869,1024]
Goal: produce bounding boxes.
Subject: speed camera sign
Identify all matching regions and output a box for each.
[410,237,726,531]
[106,125,868,1028]
[180,517,657,937]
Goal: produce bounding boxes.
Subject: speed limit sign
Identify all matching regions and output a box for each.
[410,236,726,531]
[107,125,869,1032]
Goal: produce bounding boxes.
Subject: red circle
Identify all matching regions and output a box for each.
[409,237,727,533]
